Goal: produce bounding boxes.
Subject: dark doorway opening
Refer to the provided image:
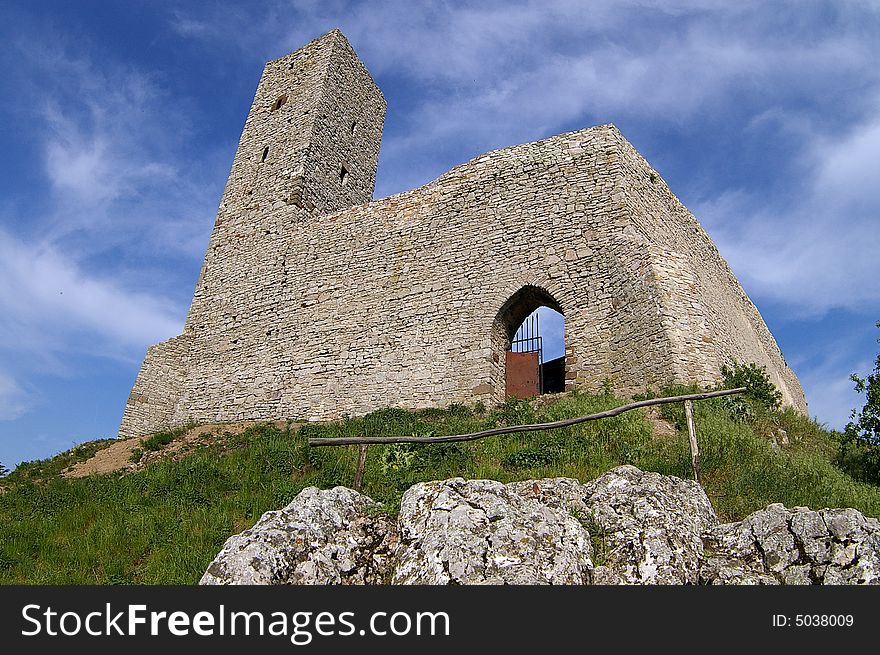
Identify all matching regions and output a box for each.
[492,286,565,401]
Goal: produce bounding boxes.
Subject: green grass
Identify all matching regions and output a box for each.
[1,439,116,485]
[0,424,313,583]
[2,389,879,584]
[141,423,194,452]
[656,386,880,520]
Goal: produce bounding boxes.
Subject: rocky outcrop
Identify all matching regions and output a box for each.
[700,503,880,585]
[393,478,592,584]
[508,467,717,583]
[199,466,880,585]
[200,486,398,585]
[548,466,716,584]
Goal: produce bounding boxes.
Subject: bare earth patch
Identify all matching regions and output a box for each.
[62,421,297,478]
[63,438,143,478]
[646,407,678,438]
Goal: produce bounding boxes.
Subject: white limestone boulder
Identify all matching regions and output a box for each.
[700,503,880,585]
[392,477,593,585]
[568,465,718,584]
[200,486,397,585]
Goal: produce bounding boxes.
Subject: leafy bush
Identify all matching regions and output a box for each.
[720,396,755,423]
[835,439,880,486]
[502,447,558,470]
[720,362,783,411]
[141,431,175,452]
[377,443,417,476]
[845,322,880,445]
[837,321,880,484]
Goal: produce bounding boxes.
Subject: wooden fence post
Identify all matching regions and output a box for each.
[353,444,369,492]
[684,399,701,484]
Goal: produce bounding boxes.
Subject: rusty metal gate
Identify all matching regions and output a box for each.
[506,312,543,399]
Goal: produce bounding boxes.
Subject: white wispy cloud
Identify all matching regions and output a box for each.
[165,2,880,182]
[813,115,880,213]
[696,107,880,316]
[8,30,218,262]
[0,26,207,419]
[380,7,877,147]
[0,229,184,365]
[0,371,33,422]
[43,112,176,208]
[796,340,873,431]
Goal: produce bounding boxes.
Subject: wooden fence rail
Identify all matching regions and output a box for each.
[308,387,747,489]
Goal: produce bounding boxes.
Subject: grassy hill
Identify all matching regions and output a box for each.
[2,385,879,584]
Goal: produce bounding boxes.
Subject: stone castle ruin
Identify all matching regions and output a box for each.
[119,29,807,439]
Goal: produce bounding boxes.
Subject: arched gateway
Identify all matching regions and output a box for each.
[490,285,565,400]
[118,29,807,439]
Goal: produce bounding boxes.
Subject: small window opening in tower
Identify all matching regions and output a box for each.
[340,164,349,185]
[270,94,288,112]
[261,146,269,163]
[350,120,357,135]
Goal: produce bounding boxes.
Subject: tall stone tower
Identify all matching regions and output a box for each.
[119,30,386,436]
[186,28,386,334]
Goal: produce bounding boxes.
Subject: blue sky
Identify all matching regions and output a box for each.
[1,0,878,469]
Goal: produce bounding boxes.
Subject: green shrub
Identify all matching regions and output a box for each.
[377,443,417,475]
[720,362,783,410]
[844,320,880,446]
[835,321,880,485]
[835,438,880,485]
[141,431,175,452]
[502,447,558,470]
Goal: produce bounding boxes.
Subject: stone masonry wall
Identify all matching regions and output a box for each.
[612,131,806,409]
[118,30,807,439]
[119,334,191,438]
